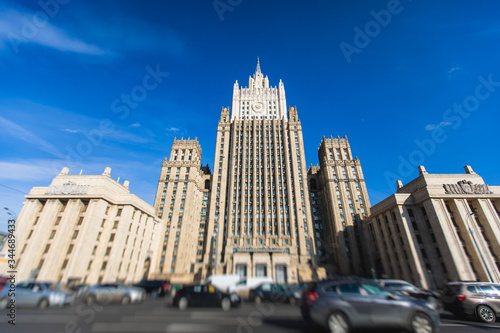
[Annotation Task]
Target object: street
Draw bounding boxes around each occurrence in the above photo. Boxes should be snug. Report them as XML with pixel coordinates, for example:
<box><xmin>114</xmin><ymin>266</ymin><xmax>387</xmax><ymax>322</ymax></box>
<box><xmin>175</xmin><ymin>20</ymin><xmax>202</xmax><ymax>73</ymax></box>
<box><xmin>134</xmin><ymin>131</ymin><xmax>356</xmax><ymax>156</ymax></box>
<box><xmin>1</xmin><ymin>296</ymin><xmax>500</xmax><ymax>333</ymax></box>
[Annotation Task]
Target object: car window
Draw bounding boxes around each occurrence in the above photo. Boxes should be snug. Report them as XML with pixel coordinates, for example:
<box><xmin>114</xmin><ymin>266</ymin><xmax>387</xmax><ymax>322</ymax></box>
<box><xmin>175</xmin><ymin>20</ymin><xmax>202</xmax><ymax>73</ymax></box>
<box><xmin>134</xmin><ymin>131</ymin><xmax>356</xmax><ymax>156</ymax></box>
<box><xmin>492</xmin><ymin>285</ymin><xmax>500</xmax><ymax>293</ymax></box>
<box><xmin>17</xmin><ymin>282</ymin><xmax>30</xmax><ymax>289</ymax></box>
<box><xmin>193</xmin><ymin>285</ymin><xmax>202</xmax><ymax>293</ymax></box>
<box><xmin>338</xmin><ymin>283</ymin><xmax>361</xmax><ymax>295</ymax></box>
<box><xmin>262</xmin><ymin>284</ymin><xmax>271</xmax><ymax>291</ymax></box>
<box><xmin>466</xmin><ymin>286</ymin><xmax>477</xmax><ymax>293</ymax></box>
<box><xmin>361</xmin><ymin>283</ymin><xmax>391</xmax><ymax>297</ymax></box>
<box><xmin>477</xmin><ymin>285</ymin><xmax>499</xmax><ymax>295</ymax></box>
<box><xmin>237</xmin><ymin>280</ymin><xmax>246</xmax><ymax>286</ymax></box>
<box><xmin>274</xmin><ymin>285</ymin><xmax>284</xmax><ymax>291</ymax></box>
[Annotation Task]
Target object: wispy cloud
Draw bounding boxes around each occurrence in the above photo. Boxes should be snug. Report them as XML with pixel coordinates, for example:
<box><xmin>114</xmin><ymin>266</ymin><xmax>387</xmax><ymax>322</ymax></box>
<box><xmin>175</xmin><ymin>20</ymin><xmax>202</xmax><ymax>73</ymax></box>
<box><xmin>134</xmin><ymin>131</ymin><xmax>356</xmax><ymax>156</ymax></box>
<box><xmin>61</xmin><ymin>125</ymin><xmax>148</xmax><ymax>144</ymax></box>
<box><xmin>425</xmin><ymin>121</ymin><xmax>452</xmax><ymax>131</ymax></box>
<box><xmin>0</xmin><ymin>3</ymin><xmax>107</xmax><ymax>55</ymax></box>
<box><xmin>130</xmin><ymin>123</ymin><xmax>141</xmax><ymax>127</ymax></box>
<box><xmin>0</xmin><ymin>116</ymin><xmax>65</xmax><ymax>158</ymax></box>
<box><xmin>62</xmin><ymin>128</ymin><xmax>82</xmax><ymax>133</ymax></box>
<box><xmin>0</xmin><ymin>160</ymin><xmax>60</xmax><ymax>181</ymax></box>
<box><xmin>166</xmin><ymin>127</ymin><xmax>180</xmax><ymax>132</ymax></box>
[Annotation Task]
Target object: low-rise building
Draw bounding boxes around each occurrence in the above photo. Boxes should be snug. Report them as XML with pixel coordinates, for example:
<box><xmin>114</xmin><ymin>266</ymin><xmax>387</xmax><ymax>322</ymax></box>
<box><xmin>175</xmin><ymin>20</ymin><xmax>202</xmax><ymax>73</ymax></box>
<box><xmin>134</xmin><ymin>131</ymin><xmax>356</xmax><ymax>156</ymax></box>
<box><xmin>0</xmin><ymin>167</ymin><xmax>163</xmax><ymax>286</ymax></box>
<box><xmin>366</xmin><ymin>165</ymin><xmax>500</xmax><ymax>289</ymax></box>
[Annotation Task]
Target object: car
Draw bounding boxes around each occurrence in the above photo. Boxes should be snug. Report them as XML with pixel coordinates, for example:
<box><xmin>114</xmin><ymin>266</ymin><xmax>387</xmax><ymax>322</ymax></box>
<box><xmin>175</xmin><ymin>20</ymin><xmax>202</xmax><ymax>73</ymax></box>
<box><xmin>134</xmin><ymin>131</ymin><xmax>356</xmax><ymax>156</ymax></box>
<box><xmin>133</xmin><ymin>280</ymin><xmax>169</xmax><ymax>298</ymax></box>
<box><xmin>229</xmin><ymin>277</ymin><xmax>273</xmax><ymax>299</ymax></box>
<box><xmin>441</xmin><ymin>282</ymin><xmax>500</xmax><ymax>323</ymax></box>
<box><xmin>83</xmin><ymin>283</ymin><xmax>145</xmax><ymax>305</ymax></box>
<box><xmin>0</xmin><ymin>281</ymin><xmax>75</xmax><ymax>309</ymax></box>
<box><xmin>0</xmin><ymin>276</ymin><xmax>8</xmax><ymax>293</ymax></box>
<box><xmin>300</xmin><ymin>278</ymin><xmax>440</xmax><ymax>333</ymax></box>
<box><xmin>204</xmin><ymin>274</ymin><xmax>240</xmax><ymax>292</ymax></box>
<box><xmin>378</xmin><ymin>279</ymin><xmax>440</xmax><ymax>307</ymax></box>
<box><xmin>173</xmin><ymin>284</ymin><xmax>241</xmax><ymax>311</ymax></box>
<box><xmin>249</xmin><ymin>283</ymin><xmax>300</xmax><ymax>305</ymax></box>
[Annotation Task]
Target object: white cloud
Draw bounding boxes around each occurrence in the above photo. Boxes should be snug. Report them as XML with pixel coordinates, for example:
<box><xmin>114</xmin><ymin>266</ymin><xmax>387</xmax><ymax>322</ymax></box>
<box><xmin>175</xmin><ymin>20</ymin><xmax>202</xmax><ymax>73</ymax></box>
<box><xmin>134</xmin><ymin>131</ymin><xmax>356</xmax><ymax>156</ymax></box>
<box><xmin>165</xmin><ymin>127</ymin><xmax>180</xmax><ymax>132</ymax></box>
<box><xmin>0</xmin><ymin>160</ymin><xmax>60</xmax><ymax>181</ymax></box>
<box><xmin>0</xmin><ymin>5</ymin><xmax>107</xmax><ymax>55</ymax></box>
<box><xmin>0</xmin><ymin>116</ymin><xmax>65</xmax><ymax>158</ymax></box>
<box><xmin>62</xmin><ymin>128</ymin><xmax>82</xmax><ymax>133</ymax></box>
<box><xmin>130</xmin><ymin>123</ymin><xmax>141</xmax><ymax>127</ymax></box>
<box><xmin>425</xmin><ymin>121</ymin><xmax>452</xmax><ymax>131</ymax></box>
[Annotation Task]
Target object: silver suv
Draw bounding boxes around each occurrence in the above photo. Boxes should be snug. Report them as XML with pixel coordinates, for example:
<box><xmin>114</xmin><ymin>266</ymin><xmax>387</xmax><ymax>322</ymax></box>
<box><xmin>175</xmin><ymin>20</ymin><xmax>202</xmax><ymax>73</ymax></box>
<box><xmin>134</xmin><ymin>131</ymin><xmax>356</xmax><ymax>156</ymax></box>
<box><xmin>441</xmin><ymin>282</ymin><xmax>500</xmax><ymax>323</ymax></box>
<box><xmin>300</xmin><ymin>278</ymin><xmax>440</xmax><ymax>333</ymax></box>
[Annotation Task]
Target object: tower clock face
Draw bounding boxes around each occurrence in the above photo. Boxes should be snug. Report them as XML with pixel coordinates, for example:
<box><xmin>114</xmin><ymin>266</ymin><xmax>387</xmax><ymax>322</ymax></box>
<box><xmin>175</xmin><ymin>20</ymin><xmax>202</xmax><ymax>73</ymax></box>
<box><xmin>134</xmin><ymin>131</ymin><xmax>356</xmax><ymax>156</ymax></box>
<box><xmin>251</xmin><ymin>101</ymin><xmax>264</xmax><ymax>114</ymax></box>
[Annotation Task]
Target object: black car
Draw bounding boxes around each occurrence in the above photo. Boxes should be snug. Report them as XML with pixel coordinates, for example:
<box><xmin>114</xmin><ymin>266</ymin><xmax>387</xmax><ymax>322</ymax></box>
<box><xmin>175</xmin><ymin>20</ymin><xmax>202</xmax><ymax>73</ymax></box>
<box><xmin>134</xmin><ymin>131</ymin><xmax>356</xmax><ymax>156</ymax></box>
<box><xmin>300</xmin><ymin>278</ymin><xmax>440</xmax><ymax>333</ymax></box>
<box><xmin>249</xmin><ymin>283</ymin><xmax>300</xmax><ymax>305</ymax></box>
<box><xmin>133</xmin><ymin>280</ymin><xmax>169</xmax><ymax>298</ymax></box>
<box><xmin>173</xmin><ymin>285</ymin><xmax>241</xmax><ymax>311</ymax></box>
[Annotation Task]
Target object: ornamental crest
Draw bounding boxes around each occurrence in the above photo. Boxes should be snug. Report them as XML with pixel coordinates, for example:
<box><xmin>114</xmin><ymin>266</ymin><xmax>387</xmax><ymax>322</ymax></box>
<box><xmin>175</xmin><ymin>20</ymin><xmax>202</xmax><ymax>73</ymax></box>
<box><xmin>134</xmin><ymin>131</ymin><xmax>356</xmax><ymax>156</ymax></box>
<box><xmin>443</xmin><ymin>180</ymin><xmax>492</xmax><ymax>195</ymax></box>
<box><xmin>46</xmin><ymin>181</ymin><xmax>88</xmax><ymax>195</ymax></box>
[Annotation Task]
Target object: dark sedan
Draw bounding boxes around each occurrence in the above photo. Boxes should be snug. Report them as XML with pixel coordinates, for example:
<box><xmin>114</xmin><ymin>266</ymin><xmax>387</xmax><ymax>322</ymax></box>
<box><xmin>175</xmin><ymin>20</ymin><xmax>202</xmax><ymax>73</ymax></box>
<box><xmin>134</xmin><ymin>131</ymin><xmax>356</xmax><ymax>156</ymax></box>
<box><xmin>249</xmin><ymin>283</ymin><xmax>300</xmax><ymax>305</ymax></box>
<box><xmin>300</xmin><ymin>278</ymin><xmax>440</xmax><ymax>333</ymax></box>
<box><xmin>133</xmin><ymin>280</ymin><xmax>169</xmax><ymax>298</ymax></box>
<box><xmin>173</xmin><ymin>284</ymin><xmax>241</xmax><ymax>311</ymax></box>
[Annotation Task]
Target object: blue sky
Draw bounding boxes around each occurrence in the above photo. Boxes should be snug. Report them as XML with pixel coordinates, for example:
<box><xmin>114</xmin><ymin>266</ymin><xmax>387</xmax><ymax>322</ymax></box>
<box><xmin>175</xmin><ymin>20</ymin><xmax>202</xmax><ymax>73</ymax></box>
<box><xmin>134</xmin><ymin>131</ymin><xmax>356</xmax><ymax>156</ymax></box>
<box><xmin>1</xmin><ymin>0</ymin><xmax>499</xmax><ymax>232</ymax></box>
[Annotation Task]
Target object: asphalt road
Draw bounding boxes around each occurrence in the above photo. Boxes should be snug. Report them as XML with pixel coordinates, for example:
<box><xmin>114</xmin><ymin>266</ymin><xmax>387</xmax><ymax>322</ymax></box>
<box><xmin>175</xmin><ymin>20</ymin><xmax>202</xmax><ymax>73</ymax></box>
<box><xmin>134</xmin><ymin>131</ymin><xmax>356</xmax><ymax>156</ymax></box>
<box><xmin>1</xmin><ymin>296</ymin><xmax>500</xmax><ymax>333</ymax></box>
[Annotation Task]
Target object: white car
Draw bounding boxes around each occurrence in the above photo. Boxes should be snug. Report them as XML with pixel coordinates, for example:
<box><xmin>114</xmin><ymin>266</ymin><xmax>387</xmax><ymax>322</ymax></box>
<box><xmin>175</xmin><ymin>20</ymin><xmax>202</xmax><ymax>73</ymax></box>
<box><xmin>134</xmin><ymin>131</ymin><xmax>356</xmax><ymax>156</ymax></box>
<box><xmin>229</xmin><ymin>277</ymin><xmax>274</xmax><ymax>298</ymax></box>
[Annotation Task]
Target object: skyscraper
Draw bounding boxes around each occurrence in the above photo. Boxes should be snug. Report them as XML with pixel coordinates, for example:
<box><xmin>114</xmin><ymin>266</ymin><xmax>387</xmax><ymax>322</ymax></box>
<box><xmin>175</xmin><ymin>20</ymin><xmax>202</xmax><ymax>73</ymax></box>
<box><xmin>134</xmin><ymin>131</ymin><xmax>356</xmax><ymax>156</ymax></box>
<box><xmin>152</xmin><ymin>60</ymin><xmax>322</xmax><ymax>284</ymax></box>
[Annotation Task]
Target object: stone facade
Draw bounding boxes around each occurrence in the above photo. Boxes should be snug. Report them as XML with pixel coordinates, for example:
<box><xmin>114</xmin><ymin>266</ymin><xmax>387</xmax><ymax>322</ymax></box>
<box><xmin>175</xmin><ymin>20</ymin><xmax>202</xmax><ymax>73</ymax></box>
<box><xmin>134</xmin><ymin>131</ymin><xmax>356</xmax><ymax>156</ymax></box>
<box><xmin>0</xmin><ymin>167</ymin><xmax>162</xmax><ymax>285</ymax></box>
<box><xmin>150</xmin><ymin>138</ymin><xmax>211</xmax><ymax>284</ymax></box>
<box><xmin>365</xmin><ymin>165</ymin><xmax>500</xmax><ymax>289</ymax></box>
<box><xmin>151</xmin><ymin>61</ymin><xmax>332</xmax><ymax>284</ymax></box>
<box><xmin>308</xmin><ymin>136</ymin><xmax>372</xmax><ymax>277</ymax></box>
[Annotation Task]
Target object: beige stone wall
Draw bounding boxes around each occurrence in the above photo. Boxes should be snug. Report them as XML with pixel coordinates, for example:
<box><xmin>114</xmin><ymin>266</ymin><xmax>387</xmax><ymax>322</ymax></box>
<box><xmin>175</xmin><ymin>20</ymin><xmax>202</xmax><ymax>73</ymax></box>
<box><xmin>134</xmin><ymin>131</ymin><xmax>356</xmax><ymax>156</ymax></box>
<box><xmin>313</xmin><ymin>136</ymin><xmax>371</xmax><ymax>276</ymax></box>
<box><xmin>1</xmin><ymin>168</ymin><xmax>162</xmax><ymax>285</ymax></box>
<box><xmin>366</xmin><ymin>166</ymin><xmax>500</xmax><ymax>289</ymax></box>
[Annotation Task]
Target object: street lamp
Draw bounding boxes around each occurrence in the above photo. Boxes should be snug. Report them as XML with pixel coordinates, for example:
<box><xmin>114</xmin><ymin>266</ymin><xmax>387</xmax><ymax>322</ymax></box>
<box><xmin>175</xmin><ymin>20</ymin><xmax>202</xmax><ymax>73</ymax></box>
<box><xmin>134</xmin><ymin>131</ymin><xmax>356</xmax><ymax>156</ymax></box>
<box><xmin>4</xmin><ymin>207</ymin><xmax>17</xmax><ymax>220</ymax></box>
<box><xmin>214</xmin><ymin>223</ymin><xmax>220</xmax><ymax>275</ymax></box>
<box><xmin>465</xmin><ymin>209</ymin><xmax>494</xmax><ymax>282</ymax></box>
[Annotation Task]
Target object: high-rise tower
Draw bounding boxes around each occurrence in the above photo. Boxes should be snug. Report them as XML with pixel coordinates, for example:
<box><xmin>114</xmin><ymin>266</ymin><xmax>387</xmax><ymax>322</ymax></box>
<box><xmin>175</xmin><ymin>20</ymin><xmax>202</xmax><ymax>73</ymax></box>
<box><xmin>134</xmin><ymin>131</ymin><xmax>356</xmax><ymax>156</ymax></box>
<box><xmin>203</xmin><ymin>60</ymin><xmax>319</xmax><ymax>283</ymax></box>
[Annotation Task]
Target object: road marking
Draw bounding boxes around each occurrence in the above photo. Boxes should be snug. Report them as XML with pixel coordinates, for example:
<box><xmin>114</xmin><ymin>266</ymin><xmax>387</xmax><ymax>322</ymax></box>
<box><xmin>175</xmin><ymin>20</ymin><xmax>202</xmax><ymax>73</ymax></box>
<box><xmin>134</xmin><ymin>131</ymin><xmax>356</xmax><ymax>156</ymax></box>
<box><xmin>441</xmin><ymin>323</ymin><xmax>500</xmax><ymax>329</ymax></box>
<box><xmin>14</xmin><ymin>315</ymin><xmax>80</xmax><ymax>323</ymax></box>
<box><xmin>92</xmin><ymin>323</ymin><xmax>168</xmax><ymax>332</ymax></box>
<box><xmin>166</xmin><ymin>323</ymin><xmax>219</xmax><ymax>332</ymax></box>
<box><xmin>190</xmin><ymin>311</ymin><xmax>230</xmax><ymax>319</ymax></box>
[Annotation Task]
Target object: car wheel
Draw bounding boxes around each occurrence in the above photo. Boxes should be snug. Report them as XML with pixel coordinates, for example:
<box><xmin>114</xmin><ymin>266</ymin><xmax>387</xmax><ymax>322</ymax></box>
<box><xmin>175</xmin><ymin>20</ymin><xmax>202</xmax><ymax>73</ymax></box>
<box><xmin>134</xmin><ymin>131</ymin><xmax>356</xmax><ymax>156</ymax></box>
<box><xmin>477</xmin><ymin>305</ymin><xmax>496</xmax><ymax>323</ymax></box>
<box><xmin>178</xmin><ymin>297</ymin><xmax>188</xmax><ymax>310</ymax></box>
<box><xmin>327</xmin><ymin>311</ymin><xmax>350</xmax><ymax>333</ymax></box>
<box><xmin>410</xmin><ymin>312</ymin><xmax>434</xmax><ymax>333</ymax></box>
<box><xmin>122</xmin><ymin>296</ymin><xmax>131</xmax><ymax>305</ymax></box>
<box><xmin>221</xmin><ymin>298</ymin><xmax>231</xmax><ymax>311</ymax></box>
<box><xmin>86</xmin><ymin>295</ymin><xmax>96</xmax><ymax>305</ymax></box>
<box><xmin>37</xmin><ymin>298</ymin><xmax>49</xmax><ymax>309</ymax></box>
<box><xmin>254</xmin><ymin>295</ymin><xmax>262</xmax><ymax>304</ymax></box>
<box><xmin>0</xmin><ymin>298</ymin><xmax>9</xmax><ymax>309</ymax></box>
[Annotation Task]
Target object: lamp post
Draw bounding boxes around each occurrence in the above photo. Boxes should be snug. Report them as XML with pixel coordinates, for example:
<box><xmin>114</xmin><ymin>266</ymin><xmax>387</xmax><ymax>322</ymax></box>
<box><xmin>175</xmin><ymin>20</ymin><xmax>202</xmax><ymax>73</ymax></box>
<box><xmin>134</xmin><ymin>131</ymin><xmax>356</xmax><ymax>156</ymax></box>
<box><xmin>4</xmin><ymin>207</ymin><xmax>17</xmax><ymax>220</ymax></box>
<box><xmin>465</xmin><ymin>210</ymin><xmax>494</xmax><ymax>282</ymax></box>
<box><xmin>214</xmin><ymin>223</ymin><xmax>220</xmax><ymax>275</ymax></box>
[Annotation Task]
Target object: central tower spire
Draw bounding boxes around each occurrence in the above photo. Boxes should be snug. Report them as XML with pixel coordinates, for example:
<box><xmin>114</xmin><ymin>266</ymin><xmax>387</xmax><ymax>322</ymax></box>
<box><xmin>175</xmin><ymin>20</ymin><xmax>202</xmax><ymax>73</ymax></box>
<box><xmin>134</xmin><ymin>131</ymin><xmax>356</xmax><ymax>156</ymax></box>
<box><xmin>255</xmin><ymin>57</ymin><xmax>261</xmax><ymax>74</ymax></box>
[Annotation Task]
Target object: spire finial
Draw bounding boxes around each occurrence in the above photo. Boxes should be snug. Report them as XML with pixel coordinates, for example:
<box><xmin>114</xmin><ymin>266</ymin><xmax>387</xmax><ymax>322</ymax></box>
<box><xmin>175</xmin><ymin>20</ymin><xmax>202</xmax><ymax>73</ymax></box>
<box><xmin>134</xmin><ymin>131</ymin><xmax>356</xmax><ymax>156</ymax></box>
<box><xmin>256</xmin><ymin>57</ymin><xmax>261</xmax><ymax>74</ymax></box>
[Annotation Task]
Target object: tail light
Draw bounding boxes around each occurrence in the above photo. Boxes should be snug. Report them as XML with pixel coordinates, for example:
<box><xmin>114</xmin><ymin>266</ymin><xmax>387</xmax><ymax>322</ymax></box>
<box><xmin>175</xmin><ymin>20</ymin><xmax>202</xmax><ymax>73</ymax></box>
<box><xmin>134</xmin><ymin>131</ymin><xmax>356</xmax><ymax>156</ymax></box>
<box><xmin>456</xmin><ymin>295</ymin><xmax>466</xmax><ymax>301</ymax></box>
<box><xmin>305</xmin><ymin>292</ymin><xmax>319</xmax><ymax>305</ymax></box>
<box><xmin>175</xmin><ymin>290</ymin><xmax>180</xmax><ymax>297</ymax></box>
<box><xmin>163</xmin><ymin>283</ymin><xmax>168</xmax><ymax>291</ymax></box>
